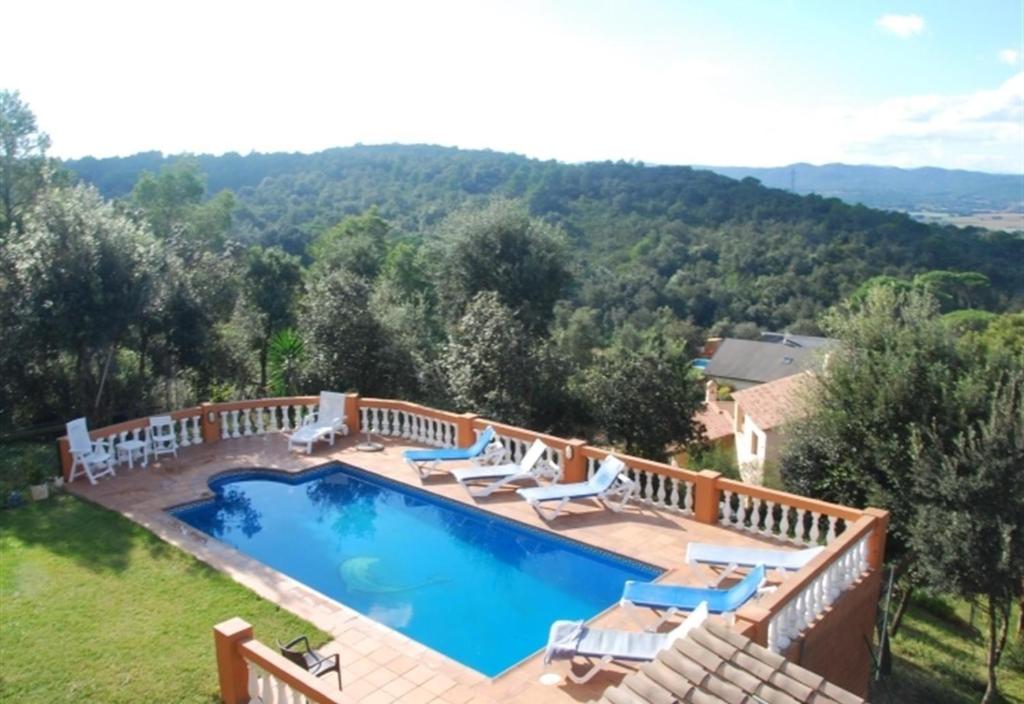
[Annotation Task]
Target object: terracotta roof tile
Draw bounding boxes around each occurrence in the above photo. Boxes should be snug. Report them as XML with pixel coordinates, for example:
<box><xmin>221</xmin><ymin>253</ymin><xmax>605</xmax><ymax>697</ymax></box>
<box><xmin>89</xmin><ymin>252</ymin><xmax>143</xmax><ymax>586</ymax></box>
<box><xmin>731</xmin><ymin>372</ymin><xmax>817</xmax><ymax>430</ymax></box>
<box><xmin>695</xmin><ymin>400</ymin><xmax>735</xmax><ymax>441</ymax></box>
<box><xmin>590</xmin><ymin>620</ymin><xmax>866</xmax><ymax>704</ymax></box>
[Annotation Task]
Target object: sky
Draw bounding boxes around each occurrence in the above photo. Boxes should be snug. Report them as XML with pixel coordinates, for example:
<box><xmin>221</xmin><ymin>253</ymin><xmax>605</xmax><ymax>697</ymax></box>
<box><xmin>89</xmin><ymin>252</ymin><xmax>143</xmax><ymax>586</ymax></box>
<box><xmin>2</xmin><ymin>0</ymin><xmax>1022</xmax><ymax>173</ymax></box>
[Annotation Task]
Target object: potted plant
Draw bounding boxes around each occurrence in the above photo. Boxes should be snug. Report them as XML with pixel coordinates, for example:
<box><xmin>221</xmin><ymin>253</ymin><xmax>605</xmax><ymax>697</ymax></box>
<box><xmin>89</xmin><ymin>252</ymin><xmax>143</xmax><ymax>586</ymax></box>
<box><xmin>27</xmin><ymin>456</ymin><xmax>52</xmax><ymax>501</ymax></box>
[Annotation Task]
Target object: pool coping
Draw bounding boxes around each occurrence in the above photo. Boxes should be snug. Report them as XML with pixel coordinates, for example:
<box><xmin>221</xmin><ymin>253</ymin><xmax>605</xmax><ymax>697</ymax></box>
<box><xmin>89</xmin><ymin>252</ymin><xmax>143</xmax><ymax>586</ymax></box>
<box><xmin>160</xmin><ymin>458</ymin><xmax>671</xmax><ymax>684</ymax></box>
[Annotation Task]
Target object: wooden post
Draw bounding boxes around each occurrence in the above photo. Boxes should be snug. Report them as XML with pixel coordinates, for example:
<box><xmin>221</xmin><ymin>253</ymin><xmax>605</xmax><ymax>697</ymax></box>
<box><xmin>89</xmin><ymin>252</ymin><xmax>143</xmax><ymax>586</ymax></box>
<box><xmin>213</xmin><ymin>617</ymin><xmax>253</xmax><ymax>704</ymax></box>
<box><xmin>693</xmin><ymin>470</ymin><xmax>722</xmax><ymax>525</ymax></box>
<box><xmin>57</xmin><ymin>436</ymin><xmax>72</xmax><ymax>482</ymax></box>
<box><xmin>344</xmin><ymin>393</ymin><xmax>361</xmax><ymax>435</ymax></box>
<box><xmin>864</xmin><ymin>507</ymin><xmax>890</xmax><ymax>570</ymax></box>
<box><xmin>200</xmin><ymin>402</ymin><xmax>221</xmax><ymax>444</ymax></box>
<box><xmin>456</xmin><ymin>413</ymin><xmax>479</xmax><ymax>447</ymax></box>
<box><xmin>562</xmin><ymin>439</ymin><xmax>588</xmax><ymax>483</ymax></box>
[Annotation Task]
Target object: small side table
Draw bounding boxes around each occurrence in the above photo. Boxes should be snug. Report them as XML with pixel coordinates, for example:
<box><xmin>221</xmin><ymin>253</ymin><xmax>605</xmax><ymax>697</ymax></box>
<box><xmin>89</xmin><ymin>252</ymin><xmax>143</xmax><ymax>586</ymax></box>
<box><xmin>117</xmin><ymin>439</ymin><xmax>149</xmax><ymax>469</ymax></box>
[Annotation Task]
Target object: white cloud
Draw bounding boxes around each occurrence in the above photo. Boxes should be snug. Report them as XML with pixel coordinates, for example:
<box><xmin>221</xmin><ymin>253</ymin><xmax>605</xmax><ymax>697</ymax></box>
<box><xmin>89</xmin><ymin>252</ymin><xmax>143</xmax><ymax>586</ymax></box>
<box><xmin>832</xmin><ymin>73</ymin><xmax>1024</xmax><ymax>172</ymax></box>
<box><xmin>876</xmin><ymin>14</ymin><xmax>925</xmax><ymax>38</ymax></box>
<box><xmin>1000</xmin><ymin>49</ymin><xmax>1021</xmax><ymax>66</ymax></box>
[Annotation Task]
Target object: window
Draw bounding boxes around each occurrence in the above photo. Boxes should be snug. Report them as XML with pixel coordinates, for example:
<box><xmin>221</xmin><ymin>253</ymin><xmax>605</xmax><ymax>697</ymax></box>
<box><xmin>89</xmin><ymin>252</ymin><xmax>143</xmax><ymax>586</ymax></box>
<box><xmin>750</xmin><ymin>431</ymin><xmax>759</xmax><ymax>456</ymax></box>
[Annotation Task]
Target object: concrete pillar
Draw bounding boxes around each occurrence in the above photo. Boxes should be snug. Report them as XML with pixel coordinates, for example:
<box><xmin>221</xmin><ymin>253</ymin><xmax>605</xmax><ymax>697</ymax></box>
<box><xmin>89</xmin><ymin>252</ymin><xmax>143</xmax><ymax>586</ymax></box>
<box><xmin>562</xmin><ymin>439</ymin><xmax>588</xmax><ymax>483</ymax></box>
<box><xmin>344</xmin><ymin>393</ymin><xmax>361</xmax><ymax>435</ymax></box>
<box><xmin>736</xmin><ymin>604</ymin><xmax>771</xmax><ymax>648</ymax></box>
<box><xmin>693</xmin><ymin>470</ymin><xmax>722</xmax><ymax>525</ymax></box>
<box><xmin>213</xmin><ymin>617</ymin><xmax>253</xmax><ymax>704</ymax></box>
<box><xmin>864</xmin><ymin>507</ymin><xmax>890</xmax><ymax>570</ymax></box>
<box><xmin>455</xmin><ymin>413</ymin><xmax>479</xmax><ymax>447</ymax></box>
<box><xmin>200</xmin><ymin>402</ymin><xmax>221</xmax><ymax>444</ymax></box>
<box><xmin>58</xmin><ymin>436</ymin><xmax>72</xmax><ymax>482</ymax></box>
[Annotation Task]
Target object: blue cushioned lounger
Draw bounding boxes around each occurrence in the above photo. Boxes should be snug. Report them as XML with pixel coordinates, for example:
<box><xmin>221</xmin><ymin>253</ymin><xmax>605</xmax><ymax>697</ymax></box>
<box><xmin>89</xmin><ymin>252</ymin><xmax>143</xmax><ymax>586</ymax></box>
<box><xmin>621</xmin><ymin>564</ymin><xmax>766</xmax><ymax>630</ymax></box>
<box><xmin>403</xmin><ymin>426</ymin><xmax>501</xmax><ymax>479</ymax></box>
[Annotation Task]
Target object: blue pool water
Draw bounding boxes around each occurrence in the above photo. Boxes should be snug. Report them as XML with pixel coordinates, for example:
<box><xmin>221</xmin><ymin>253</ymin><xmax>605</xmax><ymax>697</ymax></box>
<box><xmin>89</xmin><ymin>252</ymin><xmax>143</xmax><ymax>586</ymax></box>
<box><xmin>171</xmin><ymin>464</ymin><xmax>660</xmax><ymax>676</ymax></box>
<box><xmin>691</xmin><ymin>358</ymin><xmax>710</xmax><ymax>370</ymax></box>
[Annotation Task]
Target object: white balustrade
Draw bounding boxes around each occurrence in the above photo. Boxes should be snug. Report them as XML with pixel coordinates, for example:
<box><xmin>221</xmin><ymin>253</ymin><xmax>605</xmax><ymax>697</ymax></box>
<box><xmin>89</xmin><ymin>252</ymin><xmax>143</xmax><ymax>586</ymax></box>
<box><xmin>490</xmin><ymin>431</ymin><xmax>563</xmax><ymax>474</ymax></box>
<box><xmin>766</xmin><ymin>529</ymin><xmax>872</xmax><ymax>653</ymax></box>
<box><xmin>719</xmin><ymin>486</ymin><xmax>846</xmax><ymax>546</ymax></box>
<box><xmin>359</xmin><ymin>406</ymin><xmax>456</xmax><ymax>448</ymax></box>
<box><xmin>244</xmin><ymin>660</ymin><xmax>318</xmax><ymax>704</ymax></box>
<box><xmin>586</xmin><ymin>456</ymin><xmax>694</xmax><ymax>516</ymax></box>
<box><xmin>217</xmin><ymin>403</ymin><xmax>313</xmax><ymax>441</ymax></box>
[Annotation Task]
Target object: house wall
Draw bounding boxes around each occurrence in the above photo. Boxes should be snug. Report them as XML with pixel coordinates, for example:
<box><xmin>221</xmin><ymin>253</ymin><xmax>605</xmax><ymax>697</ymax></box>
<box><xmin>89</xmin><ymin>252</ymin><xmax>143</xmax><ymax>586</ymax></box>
<box><xmin>735</xmin><ymin>414</ymin><xmax>770</xmax><ymax>483</ymax></box>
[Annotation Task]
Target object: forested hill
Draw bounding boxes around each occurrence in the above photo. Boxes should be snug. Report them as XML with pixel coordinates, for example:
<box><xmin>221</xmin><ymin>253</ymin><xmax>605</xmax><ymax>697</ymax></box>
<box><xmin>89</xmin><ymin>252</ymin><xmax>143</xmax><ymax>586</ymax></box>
<box><xmin>702</xmin><ymin>162</ymin><xmax>1023</xmax><ymax>217</ymax></box>
<box><xmin>64</xmin><ymin>144</ymin><xmax>1023</xmax><ymax>331</ymax></box>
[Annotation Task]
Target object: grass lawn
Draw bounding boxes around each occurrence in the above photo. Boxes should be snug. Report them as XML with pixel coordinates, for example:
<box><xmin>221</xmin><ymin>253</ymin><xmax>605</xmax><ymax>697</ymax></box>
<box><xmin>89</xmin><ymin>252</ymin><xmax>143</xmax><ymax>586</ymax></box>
<box><xmin>0</xmin><ymin>494</ymin><xmax>328</xmax><ymax>703</ymax></box>
<box><xmin>872</xmin><ymin>596</ymin><xmax>1024</xmax><ymax>704</ymax></box>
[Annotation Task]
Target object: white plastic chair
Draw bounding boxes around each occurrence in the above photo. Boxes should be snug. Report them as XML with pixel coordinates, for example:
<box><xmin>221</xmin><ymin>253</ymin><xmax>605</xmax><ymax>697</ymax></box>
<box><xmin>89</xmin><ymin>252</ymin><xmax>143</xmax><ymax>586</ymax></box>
<box><xmin>288</xmin><ymin>391</ymin><xmax>349</xmax><ymax>454</ymax></box>
<box><xmin>544</xmin><ymin>602</ymin><xmax>709</xmax><ymax>684</ymax></box>
<box><xmin>66</xmin><ymin>418</ymin><xmax>116</xmax><ymax>485</ymax></box>
<box><xmin>516</xmin><ymin>455</ymin><xmax>635</xmax><ymax>521</ymax></box>
<box><xmin>148</xmin><ymin>415</ymin><xmax>178</xmax><ymax>460</ymax></box>
<box><xmin>451</xmin><ymin>439</ymin><xmax>560</xmax><ymax>497</ymax></box>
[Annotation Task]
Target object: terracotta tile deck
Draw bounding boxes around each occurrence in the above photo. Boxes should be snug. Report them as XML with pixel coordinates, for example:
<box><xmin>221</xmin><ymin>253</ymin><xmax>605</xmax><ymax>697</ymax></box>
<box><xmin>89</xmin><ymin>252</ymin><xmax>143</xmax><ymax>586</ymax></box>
<box><xmin>69</xmin><ymin>434</ymin><xmax>801</xmax><ymax>704</ymax></box>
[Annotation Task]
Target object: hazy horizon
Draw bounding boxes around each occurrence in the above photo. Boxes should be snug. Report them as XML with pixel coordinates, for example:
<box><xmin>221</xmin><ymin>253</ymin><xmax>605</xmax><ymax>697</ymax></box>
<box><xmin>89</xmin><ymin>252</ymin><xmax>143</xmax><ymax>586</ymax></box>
<box><xmin>5</xmin><ymin>0</ymin><xmax>1022</xmax><ymax>173</ymax></box>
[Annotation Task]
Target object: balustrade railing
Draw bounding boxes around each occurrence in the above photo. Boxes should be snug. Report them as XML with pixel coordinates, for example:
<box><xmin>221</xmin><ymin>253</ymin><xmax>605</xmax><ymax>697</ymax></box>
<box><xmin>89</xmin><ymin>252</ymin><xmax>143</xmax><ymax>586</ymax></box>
<box><xmin>215</xmin><ymin>398</ymin><xmax>319</xmax><ymax>439</ymax></box>
<box><xmin>585</xmin><ymin>450</ymin><xmax>697</xmax><ymax>517</ymax></box>
<box><xmin>359</xmin><ymin>399</ymin><xmax>460</xmax><ymax>448</ymax></box>
<box><xmin>717</xmin><ymin>478</ymin><xmax>862</xmax><ymax>546</ymax></box>
<box><xmin>762</xmin><ymin>516</ymin><xmax>874</xmax><ymax>653</ymax></box>
<box><xmin>474</xmin><ymin>420</ymin><xmax>566</xmax><ymax>475</ymax></box>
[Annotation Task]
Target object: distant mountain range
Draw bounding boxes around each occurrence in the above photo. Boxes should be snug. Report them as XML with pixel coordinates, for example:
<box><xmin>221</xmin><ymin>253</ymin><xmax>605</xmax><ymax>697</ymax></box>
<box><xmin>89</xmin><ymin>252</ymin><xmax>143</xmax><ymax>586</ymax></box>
<box><xmin>701</xmin><ymin>163</ymin><xmax>1022</xmax><ymax>225</ymax></box>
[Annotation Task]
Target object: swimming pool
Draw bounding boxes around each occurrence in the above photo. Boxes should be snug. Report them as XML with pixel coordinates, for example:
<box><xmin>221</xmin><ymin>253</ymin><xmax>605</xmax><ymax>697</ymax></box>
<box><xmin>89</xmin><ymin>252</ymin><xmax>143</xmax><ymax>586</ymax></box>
<box><xmin>171</xmin><ymin>463</ymin><xmax>661</xmax><ymax>676</ymax></box>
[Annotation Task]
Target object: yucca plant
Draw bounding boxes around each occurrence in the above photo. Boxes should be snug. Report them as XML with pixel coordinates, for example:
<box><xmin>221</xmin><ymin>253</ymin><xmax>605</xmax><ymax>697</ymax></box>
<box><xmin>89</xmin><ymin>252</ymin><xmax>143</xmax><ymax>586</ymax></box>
<box><xmin>267</xmin><ymin>328</ymin><xmax>305</xmax><ymax>396</ymax></box>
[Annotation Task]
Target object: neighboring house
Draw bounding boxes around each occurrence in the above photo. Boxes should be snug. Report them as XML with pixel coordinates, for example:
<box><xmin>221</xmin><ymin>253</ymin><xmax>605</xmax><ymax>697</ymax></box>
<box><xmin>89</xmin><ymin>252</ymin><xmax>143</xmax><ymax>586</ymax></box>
<box><xmin>731</xmin><ymin>372</ymin><xmax>816</xmax><ymax>483</ymax></box>
<box><xmin>694</xmin><ymin>373</ymin><xmax>816</xmax><ymax>484</ymax></box>
<box><xmin>702</xmin><ymin>333</ymin><xmax>836</xmax><ymax>390</ymax></box>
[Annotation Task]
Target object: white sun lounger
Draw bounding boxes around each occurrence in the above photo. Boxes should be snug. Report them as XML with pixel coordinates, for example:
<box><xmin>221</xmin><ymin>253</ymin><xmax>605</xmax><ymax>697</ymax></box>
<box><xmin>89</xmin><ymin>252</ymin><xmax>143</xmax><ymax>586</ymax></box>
<box><xmin>516</xmin><ymin>455</ymin><xmax>635</xmax><ymax>521</ymax></box>
<box><xmin>543</xmin><ymin>602</ymin><xmax>709</xmax><ymax>684</ymax></box>
<box><xmin>288</xmin><ymin>391</ymin><xmax>349</xmax><ymax>454</ymax></box>
<box><xmin>686</xmin><ymin>542</ymin><xmax>825</xmax><ymax>586</ymax></box>
<box><xmin>451</xmin><ymin>439</ymin><xmax>560</xmax><ymax>497</ymax></box>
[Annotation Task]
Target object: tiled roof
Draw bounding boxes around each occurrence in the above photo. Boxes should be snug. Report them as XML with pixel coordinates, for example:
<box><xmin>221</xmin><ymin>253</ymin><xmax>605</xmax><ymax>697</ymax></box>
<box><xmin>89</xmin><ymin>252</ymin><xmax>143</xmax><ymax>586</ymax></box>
<box><xmin>758</xmin><ymin>332</ymin><xmax>835</xmax><ymax>349</ymax></box>
<box><xmin>731</xmin><ymin>372</ymin><xmax>816</xmax><ymax>431</ymax></box>
<box><xmin>695</xmin><ymin>400</ymin><xmax>735</xmax><ymax>441</ymax></box>
<box><xmin>592</xmin><ymin>620</ymin><xmax>865</xmax><ymax>704</ymax></box>
<box><xmin>704</xmin><ymin>339</ymin><xmax>836</xmax><ymax>385</ymax></box>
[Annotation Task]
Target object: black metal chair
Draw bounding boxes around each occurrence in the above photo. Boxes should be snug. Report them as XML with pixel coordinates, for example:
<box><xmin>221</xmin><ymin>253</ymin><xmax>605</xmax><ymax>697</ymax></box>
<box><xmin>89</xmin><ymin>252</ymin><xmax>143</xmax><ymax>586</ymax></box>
<box><xmin>277</xmin><ymin>635</ymin><xmax>342</xmax><ymax>689</ymax></box>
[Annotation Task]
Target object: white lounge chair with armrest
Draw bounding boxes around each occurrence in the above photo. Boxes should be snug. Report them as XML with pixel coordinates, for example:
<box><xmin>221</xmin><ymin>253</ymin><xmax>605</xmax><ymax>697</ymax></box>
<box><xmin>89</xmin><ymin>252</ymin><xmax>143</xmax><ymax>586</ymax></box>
<box><xmin>620</xmin><ymin>564</ymin><xmax>767</xmax><ymax>631</ymax></box>
<box><xmin>686</xmin><ymin>541</ymin><xmax>825</xmax><ymax>586</ymax></box>
<box><xmin>288</xmin><ymin>391</ymin><xmax>349</xmax><ymax>454</ymax></box>
<box><xmin>451</xmin><ymin>439</ymin><xmax>561</xmax><ymax>497</ymax></box>
<box><xmin>66</xmin><ymin>417</ymin><xmax>116</xmax><ymax>485</ymax></box>
<box><xmin>148</xmin><ymin>415</ymin><xmax>179</xmax><ymax>460</ymax></box>
<box><xmin>516</xmin><ymin>454</ymin><xmax>635</xmax><ymax>521</ymax></box>
<box><xmin>543</xmin><ymin>602</ymin><xmax>709</xmax><ymax>684</ymax></box>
